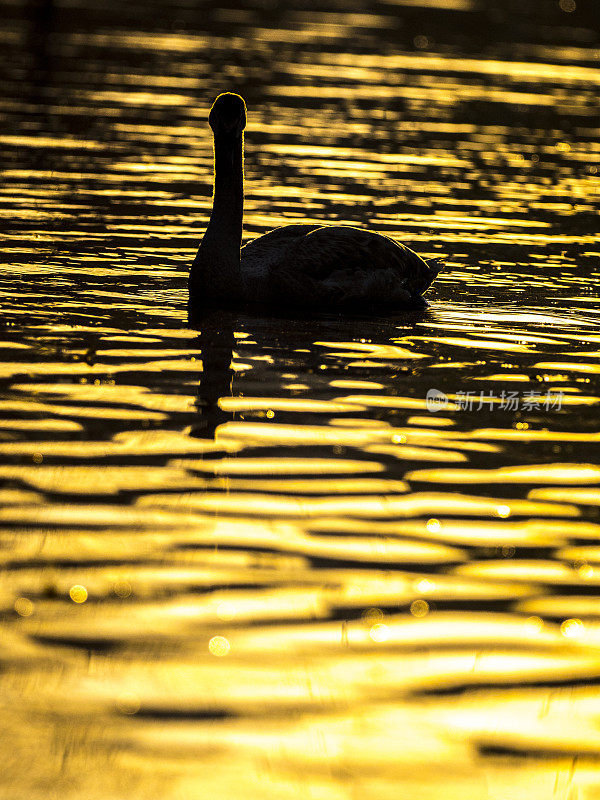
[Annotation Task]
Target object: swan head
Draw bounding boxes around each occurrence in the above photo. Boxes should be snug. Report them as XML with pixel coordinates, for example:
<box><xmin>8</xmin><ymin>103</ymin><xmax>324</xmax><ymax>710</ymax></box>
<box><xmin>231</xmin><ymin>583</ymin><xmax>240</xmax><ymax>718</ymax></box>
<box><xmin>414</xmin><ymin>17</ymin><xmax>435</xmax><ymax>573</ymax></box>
<box><xmin>209</xmin><ymin>93</ymin><xmax>247</xmax><ymax>138</ymax></box>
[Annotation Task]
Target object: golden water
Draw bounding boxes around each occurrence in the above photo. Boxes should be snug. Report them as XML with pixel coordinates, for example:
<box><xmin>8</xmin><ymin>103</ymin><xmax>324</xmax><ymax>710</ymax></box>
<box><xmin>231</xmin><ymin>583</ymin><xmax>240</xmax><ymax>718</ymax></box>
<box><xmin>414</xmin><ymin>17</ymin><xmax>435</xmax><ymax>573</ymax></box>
<box><xmin>1</xmin><ymin>0</ymin><xmax>600</xmax><ymax>797</ymax></box>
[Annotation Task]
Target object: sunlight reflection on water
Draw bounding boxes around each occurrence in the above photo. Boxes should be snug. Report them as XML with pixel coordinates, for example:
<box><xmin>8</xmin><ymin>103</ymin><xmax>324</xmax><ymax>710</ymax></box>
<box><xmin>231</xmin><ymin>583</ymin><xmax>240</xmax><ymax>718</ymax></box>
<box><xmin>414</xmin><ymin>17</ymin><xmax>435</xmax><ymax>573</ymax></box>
<box><xmin>0</xmin><ymin>0</ymin><xmax>600</xmax><ymax>797</ymax></box>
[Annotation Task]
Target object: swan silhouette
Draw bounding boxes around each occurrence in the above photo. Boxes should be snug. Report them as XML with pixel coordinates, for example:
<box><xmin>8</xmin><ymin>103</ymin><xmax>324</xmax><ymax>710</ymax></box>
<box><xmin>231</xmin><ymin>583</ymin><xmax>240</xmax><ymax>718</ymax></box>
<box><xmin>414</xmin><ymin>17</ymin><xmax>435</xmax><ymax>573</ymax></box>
<box><xmin>189</xmin><ymin>93</ymin><xmax>441</xmax><ymax>316</ymax></box>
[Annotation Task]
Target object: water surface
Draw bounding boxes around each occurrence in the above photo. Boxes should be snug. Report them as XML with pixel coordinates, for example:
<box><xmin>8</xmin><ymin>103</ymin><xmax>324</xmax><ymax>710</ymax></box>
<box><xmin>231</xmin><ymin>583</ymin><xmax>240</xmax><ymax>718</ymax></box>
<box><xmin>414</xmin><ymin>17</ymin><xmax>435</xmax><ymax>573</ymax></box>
<box><xmin>1</xmin><ymin>0</ymin><xmax>600</xmax><ymax>797</ymax></box>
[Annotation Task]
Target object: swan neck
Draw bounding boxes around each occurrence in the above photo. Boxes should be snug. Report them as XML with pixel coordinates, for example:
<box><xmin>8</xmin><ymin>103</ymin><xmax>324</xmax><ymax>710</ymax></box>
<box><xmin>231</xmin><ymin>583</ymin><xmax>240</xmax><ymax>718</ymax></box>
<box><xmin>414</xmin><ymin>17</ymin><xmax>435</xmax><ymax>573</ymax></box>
<box><xmin>210</xmin><ymin>131</ymin><xmax>244</xmax><ymax>245</ymax></box>
<box><xmin>190</xmin><ymin>131</ymin><xmax>244</xmax><ymax>304</ymax></box>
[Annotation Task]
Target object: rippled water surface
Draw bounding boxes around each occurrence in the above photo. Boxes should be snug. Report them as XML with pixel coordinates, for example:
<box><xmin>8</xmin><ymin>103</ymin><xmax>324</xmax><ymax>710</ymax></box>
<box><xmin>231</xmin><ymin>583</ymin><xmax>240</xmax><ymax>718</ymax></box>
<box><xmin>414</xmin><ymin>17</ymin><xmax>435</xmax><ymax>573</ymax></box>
<box><xmin>2</xmin><ymin>0</ymin><xmax>600</xmax><ymax>797</ymax></box>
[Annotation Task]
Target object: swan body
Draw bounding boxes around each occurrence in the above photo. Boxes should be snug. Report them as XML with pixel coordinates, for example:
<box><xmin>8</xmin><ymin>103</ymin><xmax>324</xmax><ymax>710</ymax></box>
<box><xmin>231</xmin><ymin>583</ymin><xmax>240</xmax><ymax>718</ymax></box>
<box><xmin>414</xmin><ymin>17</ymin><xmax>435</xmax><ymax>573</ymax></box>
<box><xmin>189</xmin><ymin>93</ymin><xmax>441</xmax><ymax>315</ymax></box>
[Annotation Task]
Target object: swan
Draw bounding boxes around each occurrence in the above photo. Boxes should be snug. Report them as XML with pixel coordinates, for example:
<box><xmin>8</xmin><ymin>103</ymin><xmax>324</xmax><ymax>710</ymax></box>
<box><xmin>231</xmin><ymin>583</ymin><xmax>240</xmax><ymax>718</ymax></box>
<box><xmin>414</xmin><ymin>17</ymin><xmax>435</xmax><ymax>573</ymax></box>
<box><xmin>189</xmin><ymin>93</ymin><xmax>441</xmax><ymax>315</ymax></box>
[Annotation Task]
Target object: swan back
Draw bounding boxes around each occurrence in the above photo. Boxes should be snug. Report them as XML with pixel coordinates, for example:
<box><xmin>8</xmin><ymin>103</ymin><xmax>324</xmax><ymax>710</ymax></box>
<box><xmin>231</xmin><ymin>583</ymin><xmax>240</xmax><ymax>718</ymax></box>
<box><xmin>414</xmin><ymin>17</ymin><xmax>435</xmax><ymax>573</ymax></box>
<box><xmin>241</xmin><ymin>224</ymin><xmax>438</xmax><ymax>311</ymax></box>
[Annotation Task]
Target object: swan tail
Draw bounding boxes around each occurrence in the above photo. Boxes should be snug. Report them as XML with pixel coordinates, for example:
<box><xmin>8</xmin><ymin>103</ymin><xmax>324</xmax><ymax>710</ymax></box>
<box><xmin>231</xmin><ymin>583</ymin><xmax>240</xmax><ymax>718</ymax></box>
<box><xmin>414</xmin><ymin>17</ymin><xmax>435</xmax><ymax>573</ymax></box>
<box><xmin>426</xmin><ymin>257</ymin><xmax>444</xmax><ymax>280</ymax></box>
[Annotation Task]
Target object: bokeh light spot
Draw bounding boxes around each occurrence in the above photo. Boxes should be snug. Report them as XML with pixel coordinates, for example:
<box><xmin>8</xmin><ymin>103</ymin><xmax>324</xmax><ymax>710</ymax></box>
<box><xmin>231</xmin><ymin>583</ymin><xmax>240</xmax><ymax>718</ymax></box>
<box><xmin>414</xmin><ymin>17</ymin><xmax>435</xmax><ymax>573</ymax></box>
<box><xmin>69</xmin><ymin>585</ymin><xmax>88</xmax><ymax>603</ymax></box>
<box><xmin>14</xmin><ymin>597</ymin><xmax>34</xmax><ymax>617</ymax></box>
<box><xmin>410</xmin><ymin>599</ymin><xmax>430</xmax><ymax>618</ymax></box>
<box><xmin>369</xmin><ymin>623</ymin><xmax>389</xmax><ymax>642</ymax></box>
<box><xmin>209</xmin><ymin>635</ymin><xmax>231</xmax><ymax>656</ymax></box>
<box><xmin>116</xmin><ymin>692</ymin><xmax>140</xmax><ymax>715</ymax></box>
<box><xmin>561</xmin><ymin>618</ymin><xmax>585</xmax><ymax>638</ymax></box>
<box><xmin>113</xmin><ymin>580</ymin><xmax>132</xmax><ymax>598</ymax></box>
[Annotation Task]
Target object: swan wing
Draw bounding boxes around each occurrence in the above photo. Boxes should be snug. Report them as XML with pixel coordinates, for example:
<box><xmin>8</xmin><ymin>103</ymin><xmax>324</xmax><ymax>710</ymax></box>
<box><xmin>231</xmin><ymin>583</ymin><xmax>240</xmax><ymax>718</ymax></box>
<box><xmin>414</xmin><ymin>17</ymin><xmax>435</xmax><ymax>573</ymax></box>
<box><xmin>269</xmin><ymin>226</ymin><xmax>436</xmax><ymax>310</ymax></box>
<box><xmin>240</xmin><ymin>225</ymin><xmax>324</xmax><ymax>301</ymax></box>
<box><xmin>242</xmin><ymin>224</ymin><xmax>322</xmax><ymax>252</ymax></box>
